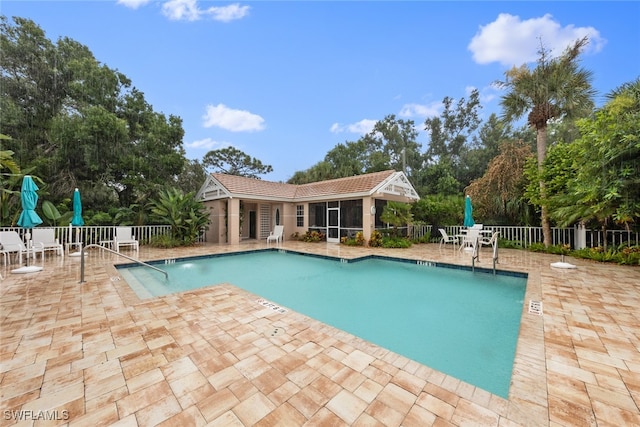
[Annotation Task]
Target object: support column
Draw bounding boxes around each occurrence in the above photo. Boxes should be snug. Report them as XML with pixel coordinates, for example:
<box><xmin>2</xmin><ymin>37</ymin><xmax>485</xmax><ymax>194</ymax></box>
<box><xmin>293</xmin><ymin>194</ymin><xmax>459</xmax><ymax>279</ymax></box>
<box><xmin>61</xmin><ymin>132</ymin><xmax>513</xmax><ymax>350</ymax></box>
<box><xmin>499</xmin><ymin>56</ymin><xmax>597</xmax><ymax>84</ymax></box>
<box><xmin>228</xmin><ymin>198</ymin><xmax>240</xmax><ymax>245</ymax></box>
<box><xmin>362</xmin><ymin>197</ymin><xmax>374</xmax><ymax>244</ymax></box>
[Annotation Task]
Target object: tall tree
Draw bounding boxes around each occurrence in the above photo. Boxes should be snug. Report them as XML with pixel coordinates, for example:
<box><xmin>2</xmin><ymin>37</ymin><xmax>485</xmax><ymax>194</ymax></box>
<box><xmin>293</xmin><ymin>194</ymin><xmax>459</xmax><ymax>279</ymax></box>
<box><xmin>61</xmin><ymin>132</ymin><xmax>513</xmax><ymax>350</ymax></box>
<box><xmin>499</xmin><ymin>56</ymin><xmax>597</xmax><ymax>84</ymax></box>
<box><xmin>372</xmin><ymin>115</ymin><xmax>422</xmax><ymax>179</ymax></box>
<box><xmin>547</xmin><ymin>78</ymin><xmax>640</xmax><ymax>247</ymax></box>
<box><xmin>1</xmin><ymin>16</ymin><xmax>189</xmax><ymax>214</ymax></box>
<box><xmin>424</xmin><ymin>89</ymin><xmax>482</xmax><ymax>165</ymax></box>
<box><xmin>496</xmin><ymin>37</ymin><xmax>596</xmax><ymax>246</ymax></box>
<box><xmin>203</xmin><ymin>146</ymin><xmax>273</xmax><ymax>178</ymax></box>
<box><xmin>422</xmin><ymin>89</ymin><xmax>482</xmax><ymax>194</ymax></box>
<box><xmin>466</xmin><ymin>140</ymin><xmax>534</xmax><ymax>225</ymax></box>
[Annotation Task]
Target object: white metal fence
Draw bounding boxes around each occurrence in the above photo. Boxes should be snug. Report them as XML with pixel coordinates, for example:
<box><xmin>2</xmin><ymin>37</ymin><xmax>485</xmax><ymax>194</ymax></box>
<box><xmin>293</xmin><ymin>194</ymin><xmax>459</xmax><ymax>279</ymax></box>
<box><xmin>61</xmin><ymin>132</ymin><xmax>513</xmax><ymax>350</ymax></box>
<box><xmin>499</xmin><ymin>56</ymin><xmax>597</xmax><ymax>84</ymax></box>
<box><xmin>2</xmin><ymin>224</ymin><xmax>637</xmax><ymax>249</ymax></box>
<box><xmin>0</xmin><ymin>225</ymin><xmax>179</xmax><ymax>247</ymax></box>
<box><xmin>411</xmin><ymin>224</ymin><xmax>640</xmax><ymax>249</ymax></box>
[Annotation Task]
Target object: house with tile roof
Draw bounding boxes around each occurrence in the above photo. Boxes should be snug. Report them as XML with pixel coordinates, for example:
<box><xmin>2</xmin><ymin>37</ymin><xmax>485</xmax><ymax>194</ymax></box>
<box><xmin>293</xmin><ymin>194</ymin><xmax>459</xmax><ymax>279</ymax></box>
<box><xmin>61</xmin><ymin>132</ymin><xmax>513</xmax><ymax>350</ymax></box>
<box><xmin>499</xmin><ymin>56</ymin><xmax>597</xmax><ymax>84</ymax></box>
<box><xmin>196</xmin><ymin>170</ymin><xmax>420</xmax><ymax>244</ymax></box>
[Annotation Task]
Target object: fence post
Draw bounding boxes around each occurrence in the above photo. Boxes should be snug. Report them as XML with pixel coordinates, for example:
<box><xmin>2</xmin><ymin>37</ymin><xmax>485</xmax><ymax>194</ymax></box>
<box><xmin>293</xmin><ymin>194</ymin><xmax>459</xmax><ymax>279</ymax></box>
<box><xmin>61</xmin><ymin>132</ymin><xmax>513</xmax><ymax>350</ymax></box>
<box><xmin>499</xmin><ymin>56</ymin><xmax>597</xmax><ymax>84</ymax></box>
<box><xmin>575</xmin><ymin>223</ymin><xmax>586</xmax><ymax>249</ymax></box>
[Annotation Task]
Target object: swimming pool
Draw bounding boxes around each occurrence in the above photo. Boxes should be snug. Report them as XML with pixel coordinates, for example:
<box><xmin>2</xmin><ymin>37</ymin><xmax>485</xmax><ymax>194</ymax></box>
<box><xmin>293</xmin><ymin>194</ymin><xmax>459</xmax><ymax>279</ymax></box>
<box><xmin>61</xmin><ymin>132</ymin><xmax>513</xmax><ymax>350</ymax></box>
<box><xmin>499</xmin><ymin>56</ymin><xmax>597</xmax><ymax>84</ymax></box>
<box><xmin>117</xmin><ymin>250</ymin><xmax>527</xmax><ymax>398</ymax></box>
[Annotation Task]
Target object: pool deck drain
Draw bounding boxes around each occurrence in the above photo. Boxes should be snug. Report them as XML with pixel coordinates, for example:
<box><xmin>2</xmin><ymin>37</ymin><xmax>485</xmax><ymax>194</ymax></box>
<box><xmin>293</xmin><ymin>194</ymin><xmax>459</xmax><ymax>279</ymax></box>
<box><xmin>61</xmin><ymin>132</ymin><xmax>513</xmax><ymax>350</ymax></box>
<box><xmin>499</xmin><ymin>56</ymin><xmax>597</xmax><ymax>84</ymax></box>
<box><xmin>267</xmin><ymin>327</ymin><xmax>286</xmax><ymax>337</ymax></box>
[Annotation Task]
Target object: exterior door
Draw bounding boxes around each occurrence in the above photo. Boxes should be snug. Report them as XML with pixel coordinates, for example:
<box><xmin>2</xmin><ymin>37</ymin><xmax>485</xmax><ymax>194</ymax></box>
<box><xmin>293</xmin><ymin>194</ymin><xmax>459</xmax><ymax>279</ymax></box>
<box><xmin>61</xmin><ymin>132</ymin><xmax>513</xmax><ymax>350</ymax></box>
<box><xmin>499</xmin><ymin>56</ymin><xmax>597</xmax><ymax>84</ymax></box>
<box><xmin>327</xmin><ymin>207</ymin><xmax>340</xmax><ymax>243</ymax></box>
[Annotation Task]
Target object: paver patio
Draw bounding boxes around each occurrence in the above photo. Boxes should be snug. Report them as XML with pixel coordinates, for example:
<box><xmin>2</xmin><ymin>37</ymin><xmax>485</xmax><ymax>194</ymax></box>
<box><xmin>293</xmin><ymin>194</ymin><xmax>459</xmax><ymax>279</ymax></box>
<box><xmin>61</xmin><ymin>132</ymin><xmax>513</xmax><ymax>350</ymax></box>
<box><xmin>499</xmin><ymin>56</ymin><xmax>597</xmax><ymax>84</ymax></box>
<box><xmin>1</xmin><ymin>240</ymin><xmax>639</xmax><ymax>426</ymax></box>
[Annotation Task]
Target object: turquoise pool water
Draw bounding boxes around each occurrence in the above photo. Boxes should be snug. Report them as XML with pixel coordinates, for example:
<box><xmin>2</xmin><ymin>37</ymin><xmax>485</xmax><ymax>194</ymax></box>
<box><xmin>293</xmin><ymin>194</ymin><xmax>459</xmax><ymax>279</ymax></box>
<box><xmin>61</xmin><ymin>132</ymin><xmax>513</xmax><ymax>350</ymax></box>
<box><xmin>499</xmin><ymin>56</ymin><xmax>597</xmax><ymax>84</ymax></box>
<box><xmin>117</xmin><ymin>250</ymin><xmax>527</xmax><ymax>398</ymax></box>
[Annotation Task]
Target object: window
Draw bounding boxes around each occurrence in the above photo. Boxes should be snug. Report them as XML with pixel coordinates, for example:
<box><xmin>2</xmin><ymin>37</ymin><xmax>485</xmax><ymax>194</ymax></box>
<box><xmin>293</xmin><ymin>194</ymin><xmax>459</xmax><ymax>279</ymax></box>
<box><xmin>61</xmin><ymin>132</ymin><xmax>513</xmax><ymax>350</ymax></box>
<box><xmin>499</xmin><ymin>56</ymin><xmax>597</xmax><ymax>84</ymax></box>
<box><xmin>296</xmin><ymin>205</ymin><xmax>304</xmax><ymax>227</ymax></box>
<box><xmin>309</xmin><ymin>202</ymin><xmax>327</xmax><ymax>228</ymax></box>
<box><xmin>340</xmin><ymin>199</ymin><xmax>362</xmax><ymax>228</ymax></box>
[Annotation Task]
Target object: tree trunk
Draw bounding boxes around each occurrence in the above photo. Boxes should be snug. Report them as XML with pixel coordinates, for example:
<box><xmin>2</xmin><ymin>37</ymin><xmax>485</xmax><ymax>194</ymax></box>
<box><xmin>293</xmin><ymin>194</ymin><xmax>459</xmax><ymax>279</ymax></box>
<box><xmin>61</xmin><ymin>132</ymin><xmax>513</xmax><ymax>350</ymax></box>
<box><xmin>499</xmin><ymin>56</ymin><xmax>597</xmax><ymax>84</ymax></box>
<box><xmin>537</xmin><ymin>126</ymin><xmax>552</xmax><ymax>247</ymax></box>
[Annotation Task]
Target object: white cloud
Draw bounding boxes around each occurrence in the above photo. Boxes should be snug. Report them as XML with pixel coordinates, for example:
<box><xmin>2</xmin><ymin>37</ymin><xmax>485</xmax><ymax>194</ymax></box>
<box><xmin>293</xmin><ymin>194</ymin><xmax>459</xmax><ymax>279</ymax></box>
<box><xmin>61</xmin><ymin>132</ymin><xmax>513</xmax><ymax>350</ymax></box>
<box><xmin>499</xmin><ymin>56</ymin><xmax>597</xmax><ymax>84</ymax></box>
<box><xmin>398</xmin><ymin>102</ymin><xmax>441</xmax><ymax>119</ymax></box>
<box><xmin>161</xmin><ymin>0</ymin><xmax>249</xmax><ymax>22</ymax></box>
<box><xmin>116</xmin><ymin>0</ymin><xmax>150</xmax><ymax>9</ymax></box>
<box><xmin>468</xmin><ymin>13</ymin><xmax>606</xmax><ymax>66</ymax></box>
<box><xmin>185</xmin><ymin>138</ymin><xmax>230</xmax><ymax>150</ymax></box>
<box><xmin>162</xmin><ymin>0</ymin><xmax>201</xmax><ymax>21</ymax></box>
<box><xmin>330</xmin><ymin>119</ymin><xmax>377</xmax><ymax>135</ymax></box>
<box><xmin>203</xmin><ymin>3</ymin><xmax>251</xmax><ymax>23</ymax></box>
<box><xmin>202</xmin><ymin>104</ymin><xmax>265</xmax><ymax>132</ymax></box>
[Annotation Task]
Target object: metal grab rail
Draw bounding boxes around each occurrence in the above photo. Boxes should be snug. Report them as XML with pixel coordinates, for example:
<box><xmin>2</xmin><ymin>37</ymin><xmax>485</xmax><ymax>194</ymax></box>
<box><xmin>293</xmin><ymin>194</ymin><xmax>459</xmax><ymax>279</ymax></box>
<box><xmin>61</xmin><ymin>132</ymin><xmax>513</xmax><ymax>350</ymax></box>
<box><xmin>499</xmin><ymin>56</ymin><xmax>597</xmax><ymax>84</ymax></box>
<box><xmin>471</xmin><ymin>233</ymin><xmax>500</xmax><ymax>275</ymax></box>
<box><xmin>79</xmin><ymin>244</ymin><xmax>168</xmax><ymax>283</ymax></box>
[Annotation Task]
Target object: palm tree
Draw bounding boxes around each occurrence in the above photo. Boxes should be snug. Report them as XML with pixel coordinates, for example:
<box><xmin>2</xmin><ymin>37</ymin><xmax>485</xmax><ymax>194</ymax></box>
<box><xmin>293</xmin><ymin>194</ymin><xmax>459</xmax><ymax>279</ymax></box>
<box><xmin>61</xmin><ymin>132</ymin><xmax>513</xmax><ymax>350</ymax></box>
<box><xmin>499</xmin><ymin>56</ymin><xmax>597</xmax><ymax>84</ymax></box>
<box><xmin>496</xmin><ymin>37</ymin><xmax>596</xmax><ymax>246</ymax></box>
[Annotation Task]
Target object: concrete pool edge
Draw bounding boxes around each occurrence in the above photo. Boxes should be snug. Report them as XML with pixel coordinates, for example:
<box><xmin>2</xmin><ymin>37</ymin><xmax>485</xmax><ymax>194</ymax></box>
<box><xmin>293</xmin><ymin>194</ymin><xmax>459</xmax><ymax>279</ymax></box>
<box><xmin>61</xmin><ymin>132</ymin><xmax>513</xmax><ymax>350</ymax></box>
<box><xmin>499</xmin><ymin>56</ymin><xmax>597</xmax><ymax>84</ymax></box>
<box><xmin>115</xmin><ymin>247</ymin><xmax>529</xmax><ymax>280</ymax></box>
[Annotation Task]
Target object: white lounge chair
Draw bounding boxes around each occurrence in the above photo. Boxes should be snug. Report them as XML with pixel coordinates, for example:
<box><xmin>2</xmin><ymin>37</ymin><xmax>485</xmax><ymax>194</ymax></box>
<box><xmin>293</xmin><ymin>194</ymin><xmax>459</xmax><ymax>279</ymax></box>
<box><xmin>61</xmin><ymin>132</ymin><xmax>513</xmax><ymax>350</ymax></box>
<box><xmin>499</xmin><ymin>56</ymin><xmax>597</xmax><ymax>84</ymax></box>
<box><xmin>31</xmin><ymin>228</ymin><xmax>64</xmax><ymax>257</ymax></box>
<box><xmin>0</xmin><ymin>231</ymin><xmax>32</xmax><ymax>264</ymax></box>
<box><xmin>266</xmin><ymin>225</ymin><xmax>284</xmax><ymax>246</ymax></box>
<box><xmin>438</xmin><ymin>228</ymin><xmax>458</xmax><ymax>249</ymax></box>
<box><xmin>114</xmin><ymin>227</ymin><xmax>139</xmax><ymax>252</ymax></box>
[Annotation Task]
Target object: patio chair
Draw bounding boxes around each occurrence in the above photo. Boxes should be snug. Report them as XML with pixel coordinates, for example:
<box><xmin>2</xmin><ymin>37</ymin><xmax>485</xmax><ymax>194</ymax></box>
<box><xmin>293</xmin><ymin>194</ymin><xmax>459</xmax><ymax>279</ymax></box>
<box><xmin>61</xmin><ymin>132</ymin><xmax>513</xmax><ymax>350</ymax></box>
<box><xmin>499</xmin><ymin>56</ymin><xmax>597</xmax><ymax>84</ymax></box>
<box><xmin>480</xmin><ymin>231</ymin><xmax>500</xmax><ymax>248</ymax></box>
<box><xmin>438</xmin><ymin>228</ymin><xmax>458</xmax><ymax>249</ymax></box>
<box><xmin>460</xmin><ymin>228</ymin><xmax>481</xmax><ymax>252</ymax></box>
<box><xmin>114</xmin><ymin>227</ymin><xmax>139</xmax><ymax>252</ymax></box>
<box><xmin>31</xmin><ymin>228</ymin><xmax>64</xmax><ymax>257</ymax></box>
<box><xmin>266</xmin><ymin>225</ymin><xmax>284</xmax><ymax>246</ymax></box>
<box><xmin>0</xmin><ymin>231</ymin><xmax>29</xmax><ymax>265</ymax></box>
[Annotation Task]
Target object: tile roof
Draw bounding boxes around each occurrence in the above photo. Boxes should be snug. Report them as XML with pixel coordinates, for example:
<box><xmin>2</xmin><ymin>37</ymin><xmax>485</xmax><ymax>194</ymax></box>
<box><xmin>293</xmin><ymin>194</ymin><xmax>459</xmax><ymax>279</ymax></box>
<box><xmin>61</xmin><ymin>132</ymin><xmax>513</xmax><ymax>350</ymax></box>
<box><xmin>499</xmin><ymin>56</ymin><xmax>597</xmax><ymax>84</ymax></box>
<box><xmin>209</xmin><ymin>170</ymin><xmax>397</xmax><ymax>201</ymax></box>
<box><xmin>212</xmin><ymin>173</ymin><xmax>298</xmax><ymax>199</ymax></box>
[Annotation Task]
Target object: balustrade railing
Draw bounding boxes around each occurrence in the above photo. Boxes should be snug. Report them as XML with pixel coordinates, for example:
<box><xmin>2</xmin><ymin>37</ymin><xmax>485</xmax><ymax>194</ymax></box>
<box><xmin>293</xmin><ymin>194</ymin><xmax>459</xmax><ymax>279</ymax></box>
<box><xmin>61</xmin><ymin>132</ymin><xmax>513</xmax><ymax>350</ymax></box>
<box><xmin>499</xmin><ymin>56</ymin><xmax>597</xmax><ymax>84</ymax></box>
<box><xmin>410</xmin><ymin>224</ymin><xmax>639</xmax><ymax>249</ymax></box>
<box><xmin>2</xmin><ymin>224</ymin><xmax>637</xmax><ymax>250</ymax></box>
<box><xmin>0</xmin><ymin>225</ymin><xmax>205</xmax><ymax>248</ymax></box>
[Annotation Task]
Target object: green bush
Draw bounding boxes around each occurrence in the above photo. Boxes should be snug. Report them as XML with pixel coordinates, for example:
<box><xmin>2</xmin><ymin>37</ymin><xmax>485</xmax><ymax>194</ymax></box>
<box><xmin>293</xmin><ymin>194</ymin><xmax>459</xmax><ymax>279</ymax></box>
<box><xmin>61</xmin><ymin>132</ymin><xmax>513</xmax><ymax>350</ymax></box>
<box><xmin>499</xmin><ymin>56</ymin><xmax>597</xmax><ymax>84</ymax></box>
<box><xmin>301</xmin><ymin>230</ymin><xmax>326</xmax><ymax>242</ymax></box>
<box><xmin>148</xmin><ymin>234</ymin><xmax>188</xmax><ymax>248</ymax></box>
<box><xmin>528</xmin><ymin>243</ymin><xmax>640</xmax><ymax>266</ymax></box>
<box><xmin>382</xmin><ymin>237</ymin><xmax>412</xmax><ymax>248</ymax></box>
<box><xmin>368</xmin><ymin>230</ymin><xmax>383</xmax><ymax>247</ymax></box>
<box><xmin>341</xmin><ymin>231</ymin><xmax>365</xmax><ymax>246</ymax></box>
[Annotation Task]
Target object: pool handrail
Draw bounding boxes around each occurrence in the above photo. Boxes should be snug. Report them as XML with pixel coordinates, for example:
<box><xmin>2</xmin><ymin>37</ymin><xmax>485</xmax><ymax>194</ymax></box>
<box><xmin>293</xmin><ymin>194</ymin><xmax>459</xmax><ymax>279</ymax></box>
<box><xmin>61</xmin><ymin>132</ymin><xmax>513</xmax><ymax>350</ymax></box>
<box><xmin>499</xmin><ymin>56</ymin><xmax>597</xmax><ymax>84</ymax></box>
<box><xmin>79</xmin><ymin>244</ymin><xmax>168</xmax><ymax>283</ymax></box>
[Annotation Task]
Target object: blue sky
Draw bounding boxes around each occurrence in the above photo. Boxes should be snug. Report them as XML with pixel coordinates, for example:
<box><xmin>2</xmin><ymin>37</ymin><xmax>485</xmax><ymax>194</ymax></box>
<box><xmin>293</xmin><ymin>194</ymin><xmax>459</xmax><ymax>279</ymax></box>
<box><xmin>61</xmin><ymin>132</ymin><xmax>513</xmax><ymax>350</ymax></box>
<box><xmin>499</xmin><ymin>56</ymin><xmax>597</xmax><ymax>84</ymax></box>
<box><xmin>3</xmin><ymin>1</ymin><xmax>639</xmax><ymax>182</ymax></box>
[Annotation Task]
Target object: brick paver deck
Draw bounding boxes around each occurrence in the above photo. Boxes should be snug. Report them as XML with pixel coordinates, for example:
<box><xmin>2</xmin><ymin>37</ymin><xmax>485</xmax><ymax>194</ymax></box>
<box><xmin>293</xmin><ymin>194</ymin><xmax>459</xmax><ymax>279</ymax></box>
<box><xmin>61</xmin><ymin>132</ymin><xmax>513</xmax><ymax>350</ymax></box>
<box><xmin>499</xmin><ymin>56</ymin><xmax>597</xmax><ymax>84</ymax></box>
<box><xmin>1</xmin><ymin>241</ymin><xmax>639</xmax><ymax>426</ymax></box>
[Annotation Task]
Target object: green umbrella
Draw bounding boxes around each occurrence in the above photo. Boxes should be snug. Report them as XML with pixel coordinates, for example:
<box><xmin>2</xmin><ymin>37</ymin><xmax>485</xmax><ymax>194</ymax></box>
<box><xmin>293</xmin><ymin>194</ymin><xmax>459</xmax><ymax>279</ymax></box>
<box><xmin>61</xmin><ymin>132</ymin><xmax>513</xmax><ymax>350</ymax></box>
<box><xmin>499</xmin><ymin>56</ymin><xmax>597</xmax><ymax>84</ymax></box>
<box><xmin>13</xmin><ymin>175</ymin><xmax>43</xmax><ymax>273</ymax></box>
<box><xmin>463</xmin><ymin>195</ymin><xmax>475</xmax><ymax>228</ymax></box>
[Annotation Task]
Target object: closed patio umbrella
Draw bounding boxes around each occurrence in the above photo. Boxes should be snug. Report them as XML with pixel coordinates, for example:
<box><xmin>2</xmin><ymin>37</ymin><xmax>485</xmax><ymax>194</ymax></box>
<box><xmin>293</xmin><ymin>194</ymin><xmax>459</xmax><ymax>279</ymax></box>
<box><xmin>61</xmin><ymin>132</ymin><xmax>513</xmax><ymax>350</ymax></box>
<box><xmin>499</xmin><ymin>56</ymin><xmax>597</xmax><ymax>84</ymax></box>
<box><xmin>69</xmin><ymin>188</ymin><xmax>85</xmax><ymax>257</ymax></box>
<box><xmin>12</xmin><ymin>175</ymin><xmax>44</xmax><ymax>273</ymax></box>
<box><xmin>463</xmin><ymin>195</ymin><xmax>475</xmax><ymax>228</ymax></box>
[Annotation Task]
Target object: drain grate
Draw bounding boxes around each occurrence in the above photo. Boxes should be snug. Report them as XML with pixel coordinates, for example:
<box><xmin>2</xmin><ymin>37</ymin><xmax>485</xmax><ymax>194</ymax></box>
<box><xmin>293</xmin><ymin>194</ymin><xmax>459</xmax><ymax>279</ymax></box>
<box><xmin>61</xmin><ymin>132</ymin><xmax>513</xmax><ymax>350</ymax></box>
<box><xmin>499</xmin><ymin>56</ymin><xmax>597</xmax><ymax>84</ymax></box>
<box><xmin>528</xmin><ymin>300</ymin><xmax>543</xmax><ymax>316</ymax></box>
<box><xmin>267</xmin><ymin>327</ymin><xmax>285</xmax><ymax>337</ymax></box>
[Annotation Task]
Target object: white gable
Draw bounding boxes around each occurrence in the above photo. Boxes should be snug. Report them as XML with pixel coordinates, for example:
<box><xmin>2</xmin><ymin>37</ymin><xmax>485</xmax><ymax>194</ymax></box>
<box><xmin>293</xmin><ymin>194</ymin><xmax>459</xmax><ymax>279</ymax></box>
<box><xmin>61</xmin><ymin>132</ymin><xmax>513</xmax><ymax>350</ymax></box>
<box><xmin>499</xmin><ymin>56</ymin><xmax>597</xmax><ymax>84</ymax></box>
<box><xmin>196</xmin><ymin>175</ymin><xmax>231</xmax><ymax>201</ymax></box>
<box><xmin>372</xmin><ymin>172</ymin><xmax>420</xmax><ymax>200</ymax></box>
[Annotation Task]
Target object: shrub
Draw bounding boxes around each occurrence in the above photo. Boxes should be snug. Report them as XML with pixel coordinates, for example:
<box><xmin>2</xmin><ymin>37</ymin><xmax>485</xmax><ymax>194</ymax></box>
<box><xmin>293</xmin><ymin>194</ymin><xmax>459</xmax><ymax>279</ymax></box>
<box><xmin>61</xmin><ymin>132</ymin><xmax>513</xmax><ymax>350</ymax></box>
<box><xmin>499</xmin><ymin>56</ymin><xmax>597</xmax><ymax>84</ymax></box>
<box><xmin>341</xmin><ymin>231</ymin><xmax>365</xmax><ymax>246</ymax></box>
<box><xmin>148</xmin><ymin>234</ymin><xmax>188</xmax><ymax>248</ymax></box>
<box><xmin>382</xmin><ymin>237</ymin><xmax>412</xmax><ymax>248</ymax></box>
<box><xmin>368</xmin><ymin>230</ymin><xmax>383</xmax><ymax>247</ymax></box>
<box><xmin>301</xmin><ymin>230</ymin><xmax>326</xmax><ymax>242</ymax></box>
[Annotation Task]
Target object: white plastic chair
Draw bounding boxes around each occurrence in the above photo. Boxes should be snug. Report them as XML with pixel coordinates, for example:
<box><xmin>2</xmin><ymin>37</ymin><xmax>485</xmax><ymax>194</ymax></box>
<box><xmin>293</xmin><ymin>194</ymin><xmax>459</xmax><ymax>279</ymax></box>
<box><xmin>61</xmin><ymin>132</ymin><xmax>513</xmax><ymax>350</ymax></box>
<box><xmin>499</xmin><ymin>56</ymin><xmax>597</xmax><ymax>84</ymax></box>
<box><xmin>31</xmin><ymin>228</ymin><xmax>64</xmax><ymax>257</ymax></box>
<box><xmin>115</xmin><ymin>227</ymin><xmax>139</xmax><ymax>252</ymax></box>
<box><xmin>266</xmin><ymin>225</ymin><xmax>284</xmax><ymax>246</ymax></box>
<box><xmin>460</xmin><ymin>228</ymin><xmax>480</xmax><ymax>251</ymax></box>
<box><xmin>438</xmin><ymin>228</ymin><xmax>458</xmax><ymax>249</ymax></box>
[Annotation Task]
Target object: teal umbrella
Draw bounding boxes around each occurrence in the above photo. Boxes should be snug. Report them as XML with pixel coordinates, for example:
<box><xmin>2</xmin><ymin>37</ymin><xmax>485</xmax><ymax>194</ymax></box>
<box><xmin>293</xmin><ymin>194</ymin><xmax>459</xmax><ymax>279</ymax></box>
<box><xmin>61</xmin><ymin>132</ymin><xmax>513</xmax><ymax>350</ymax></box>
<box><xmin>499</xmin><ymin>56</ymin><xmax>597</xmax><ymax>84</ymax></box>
<box><xmin>69</xmin><ymin>188</ymin><xmax>85</xmax><ymax>257</ymax></box>
<box><xmin>13</xmin><ymin>175</ymin><xmax>43</xmax><ymax>273</ymax></box>
<box><xmin>17</xmin><ymin>176</ymin><xmax>43</xmax><ymax>229</ymax></box>
<box><xmin>71</xmin><ymin>188</ymin><xmax>84</xmax><ymax>226</ymax></box>
<box><xmin>463</xmin><ymin>195</ymin><xmax>475</xmax><ymax>228</ymax></box>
